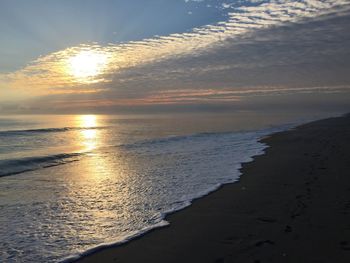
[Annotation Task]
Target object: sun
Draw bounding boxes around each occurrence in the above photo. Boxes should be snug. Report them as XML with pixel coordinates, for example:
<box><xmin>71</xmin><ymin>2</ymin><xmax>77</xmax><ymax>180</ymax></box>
<box><xmin>79</xmin><ymin>115</ymin><xmax>97</xmax><ymax>127</ymax></box>
<box><xmin>68</xmin><ymin>50</ymin><xmax>108</xmax><ymax>80</ymax></box>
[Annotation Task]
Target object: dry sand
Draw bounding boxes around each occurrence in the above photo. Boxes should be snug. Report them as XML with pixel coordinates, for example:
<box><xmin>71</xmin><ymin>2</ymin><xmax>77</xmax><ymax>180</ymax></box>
<box><xmin>77</xmin><ymin>114</ymin><xmax>350</xmax><ymax>263</ymax></box>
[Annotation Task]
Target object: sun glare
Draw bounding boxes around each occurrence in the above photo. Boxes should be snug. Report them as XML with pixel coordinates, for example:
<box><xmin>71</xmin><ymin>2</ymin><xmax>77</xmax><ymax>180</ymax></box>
<box><xmin>79</xmin><ymin>115</ymin><xmax>97</xmax><ymax>127</ymax></box>
<box><xmin>76</xmin><ymin>115</ymin><xmax>99</xmax><ymax>151</ymax></box>
<box><xmin>68</xmin><ymin>51</ymin><xmax>108</xmax><ymax>80</ymax></box>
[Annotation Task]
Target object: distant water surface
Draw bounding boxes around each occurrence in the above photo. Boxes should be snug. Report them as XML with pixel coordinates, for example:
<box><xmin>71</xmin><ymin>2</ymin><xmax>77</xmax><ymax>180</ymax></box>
<box><xmin>0</xmin><ymin>112</ymin><xmax>337</xmax><ymax>262</ymax></box>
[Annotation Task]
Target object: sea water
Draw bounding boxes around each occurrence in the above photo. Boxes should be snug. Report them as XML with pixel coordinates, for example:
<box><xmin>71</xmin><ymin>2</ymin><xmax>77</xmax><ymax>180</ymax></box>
<box><xmin>0</xmin><ymin>112</ymin><xmax>331</xmax><ymax>262</ymax></box>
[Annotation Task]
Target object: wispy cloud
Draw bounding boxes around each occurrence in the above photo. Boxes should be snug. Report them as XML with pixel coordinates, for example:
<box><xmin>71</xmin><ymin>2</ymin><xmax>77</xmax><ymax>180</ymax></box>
<box><xmin>126</xmin><ymin>85</ymin><xmax>350</xmax><ymax>105</ymax></box>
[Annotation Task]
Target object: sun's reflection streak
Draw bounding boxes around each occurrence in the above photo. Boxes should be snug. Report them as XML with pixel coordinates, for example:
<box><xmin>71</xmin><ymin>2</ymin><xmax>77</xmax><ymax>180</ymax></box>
<box><xmin>62</xmin><ymin>115</ymin><xmax>137</xmax><ymax>233</ymax></box>
<box><xmin>81</xmin><ymin>129</ymin><xmax>98</xmax><ymax>151</ymax></box>
<box><xmin>76</xmin><ymin>115</ymin><xmax>99</xmax><ymax>151</ymax></box>
<box><xmin>78</xmin><ymin>115</ymin><xmax>98</xmax><ymax>128</ymax></box>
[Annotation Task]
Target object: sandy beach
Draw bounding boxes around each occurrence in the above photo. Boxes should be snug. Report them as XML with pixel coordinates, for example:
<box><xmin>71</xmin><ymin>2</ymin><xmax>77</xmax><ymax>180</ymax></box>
<box><xmin>77</xmin><ymin>114</ymin><xmax>350</xmax><ymax>263</ymax></box>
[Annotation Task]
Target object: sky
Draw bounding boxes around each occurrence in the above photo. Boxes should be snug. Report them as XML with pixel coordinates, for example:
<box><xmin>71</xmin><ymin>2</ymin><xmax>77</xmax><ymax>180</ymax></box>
<box><xmin>0</xmin><ymin>0</ymin><xmax>350</xmax><ymax>114</ymax></box>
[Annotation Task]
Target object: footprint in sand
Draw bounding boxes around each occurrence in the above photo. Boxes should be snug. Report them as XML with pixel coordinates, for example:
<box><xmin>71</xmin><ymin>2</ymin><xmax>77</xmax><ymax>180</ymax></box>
<box><xmin>284</xmin><ymin>225</ymin><xmax>292</xmax><ymax>233</ymax></box>
<box><xmin>255</xmin><ymin>240</ymin><xmax>275</xmax><ymax>247</ymax></box>
<box><xmin>256</xmin><ymin>217</ymin><xmax>277</xmax><ymax>223</ymax></box>
<box><xmin>340</xmin><ymin>241</ymin><xmax>350</xmax><ymax>251</ymax></box>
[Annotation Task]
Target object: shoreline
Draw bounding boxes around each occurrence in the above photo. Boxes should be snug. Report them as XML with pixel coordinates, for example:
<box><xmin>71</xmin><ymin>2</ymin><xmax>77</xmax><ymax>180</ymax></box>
<box><xmin>76</xmin><ymin>114</ymin><xmax>350</xmax><ymax>263</ymax></box>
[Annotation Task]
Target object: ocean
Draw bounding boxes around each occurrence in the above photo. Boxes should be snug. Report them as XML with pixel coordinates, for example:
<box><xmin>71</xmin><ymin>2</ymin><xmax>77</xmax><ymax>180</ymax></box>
<box><xmin>0</xmin><ymin>112</ymin><xmax>334</xmax><ymax>262</ymax></box>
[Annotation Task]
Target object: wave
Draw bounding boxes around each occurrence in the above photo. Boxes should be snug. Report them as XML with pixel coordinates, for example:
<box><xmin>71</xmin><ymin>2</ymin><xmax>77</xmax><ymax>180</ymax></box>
<box><xmin>121</xmin><ymin>121</ymin><xmax>300</xmax><ymax>150</ymax></box>
<box><xmin>118</xmin><ymin>128</ymin><xmax>285</xmax><ymax>155</ymax></box>
<box><xmin>0</xmin><ymin>126</ymin><xmax>107</xmax><ymax>136</ymax></box>
<box><xmin>0</xmin><ymin>131</ymin><xmax>244</xmax><ymax>178</ymax></box>
<box><xmin>0</xmin><ymin>153</ymin><xmax>83</xmax><ymax>177</ymax></box>
<box><xmin>0</xmin><ymin>124</ymin><xmax>296</xmax><ymax>178</ymax></box>
<box><xmin>121</xmin><ymin>131</ymin><xmax>251</xmax><ymax>148</ymax></box>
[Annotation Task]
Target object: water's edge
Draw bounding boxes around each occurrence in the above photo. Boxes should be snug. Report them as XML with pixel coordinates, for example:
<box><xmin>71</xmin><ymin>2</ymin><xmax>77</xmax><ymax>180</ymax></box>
<box><xmin>63</xmin><ymin>131</ymin><xmax>277</xmax><ymax>262</ymax></box>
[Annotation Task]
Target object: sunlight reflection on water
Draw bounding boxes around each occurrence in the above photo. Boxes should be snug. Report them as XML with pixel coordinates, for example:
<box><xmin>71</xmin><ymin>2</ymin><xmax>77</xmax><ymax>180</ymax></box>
<box><xmin>78</xmin><ymin>115</ymin><xmax>99</xmax><ymax>151</ymax></box>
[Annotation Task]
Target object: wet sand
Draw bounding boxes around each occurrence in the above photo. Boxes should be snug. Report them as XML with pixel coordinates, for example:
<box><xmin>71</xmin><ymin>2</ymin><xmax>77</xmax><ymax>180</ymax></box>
<box><xmin>77</xmin><ymin>114</ymin><xmax>350</xmax><ymax>263</ymax></box>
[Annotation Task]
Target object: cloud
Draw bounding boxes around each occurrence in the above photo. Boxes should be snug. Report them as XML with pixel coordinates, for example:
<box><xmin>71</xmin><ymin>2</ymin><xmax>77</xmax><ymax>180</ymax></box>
<box><xmin>110</xmin><ymin>85</ymin><xmax>350</xmax><ymax>105</ymax></box>
<box><xmin>185</xmin><ymin>0</ymin><xmax>206</xmax><ymax>3</ymax></box>
<box><xmin>1</xmin><ymin>0</ymin><xmax>350</xmax><ymax>113</ymax></box>
<box><xmin>222</xmin><ymin>3</ymin><xmax>234</xmax><ymax>9</ymax></box>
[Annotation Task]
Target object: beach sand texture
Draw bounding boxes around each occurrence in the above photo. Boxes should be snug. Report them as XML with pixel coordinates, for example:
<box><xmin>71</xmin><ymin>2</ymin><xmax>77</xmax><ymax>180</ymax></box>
<box><xmin>77</xmin><ymin>114</ymin><xmax>350</xmax><ymax>263</ymax></box>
